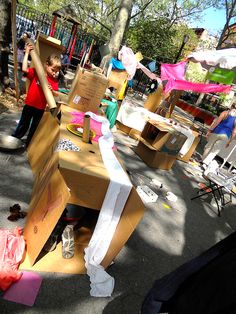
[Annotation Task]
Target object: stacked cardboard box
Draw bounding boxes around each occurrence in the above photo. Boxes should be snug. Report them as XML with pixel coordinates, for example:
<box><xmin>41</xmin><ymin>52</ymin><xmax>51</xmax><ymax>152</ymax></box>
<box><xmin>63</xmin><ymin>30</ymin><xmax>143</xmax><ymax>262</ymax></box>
<box><xmin>20</xmin><ymin>105</ymin><xmax>145</xmax><ymax>274</ymax></box>
<box><xmin>134</xmin><ymin>120</ymin><xmax>187</xmax><ymax>170</ymax></box>
<box><xmin>68</xmin><ymin>68</ymin><xmax>108</xmax><ymax>113</ymax></box>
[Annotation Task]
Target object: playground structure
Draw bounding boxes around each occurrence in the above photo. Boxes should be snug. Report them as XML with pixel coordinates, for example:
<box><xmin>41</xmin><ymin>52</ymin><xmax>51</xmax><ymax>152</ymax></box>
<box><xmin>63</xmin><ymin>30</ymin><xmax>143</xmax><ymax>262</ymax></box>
<box><xmin>16</xmin><ymin>4</ymin><xmax>99</xmax><ymax>64</ymax></box>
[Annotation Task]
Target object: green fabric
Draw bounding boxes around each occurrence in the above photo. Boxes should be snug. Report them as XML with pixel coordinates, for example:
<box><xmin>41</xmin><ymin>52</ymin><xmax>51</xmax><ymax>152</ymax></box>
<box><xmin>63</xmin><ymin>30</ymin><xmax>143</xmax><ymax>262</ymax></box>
<box><xmin>101</xmin><ymin>99</ymin><xmax>118</xmax><ymax>129</ymax></box>
<box><xmin>206</xmin><ymin>68</ymin><xmax>236</xmax><ymax>85</ymax></box>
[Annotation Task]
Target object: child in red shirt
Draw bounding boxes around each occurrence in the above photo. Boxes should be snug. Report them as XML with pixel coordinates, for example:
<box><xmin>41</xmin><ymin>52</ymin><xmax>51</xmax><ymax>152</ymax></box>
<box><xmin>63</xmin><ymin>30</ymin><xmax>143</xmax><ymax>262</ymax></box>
<box><xmin>12</xmin><ymin>43</ymin><xmax>61</xmax><ymax>146</ymax></box>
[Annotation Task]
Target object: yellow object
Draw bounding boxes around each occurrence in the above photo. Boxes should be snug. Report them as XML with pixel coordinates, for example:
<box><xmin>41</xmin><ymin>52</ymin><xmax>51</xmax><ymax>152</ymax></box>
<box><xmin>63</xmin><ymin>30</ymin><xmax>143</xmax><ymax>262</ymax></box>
<box><xmin>162</xmin><ymin>203</ymin><xmax>171</xmax><ymax>209</ymax></box>
<box><xmin>135</xmin><ymin>52</ymin><xmax>143</xmax><ymax>62</ymax></box>
<box><xmin>116</xmin><ymin>80</ymin><xmax>128</xmax><ymax>100</ymax></box>
<box><xmin>67</xmin><ymin>123</ymin><xmax>96</xmax><ymax>139</ymax></box>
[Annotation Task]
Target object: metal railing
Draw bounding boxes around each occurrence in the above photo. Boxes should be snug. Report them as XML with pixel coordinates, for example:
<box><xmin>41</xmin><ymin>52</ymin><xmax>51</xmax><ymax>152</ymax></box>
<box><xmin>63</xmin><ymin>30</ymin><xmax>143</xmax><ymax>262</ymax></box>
<box><xmin>16</xmin><ymin>3</ymin><xmax>96</xmax><ymax>57</ymax></box>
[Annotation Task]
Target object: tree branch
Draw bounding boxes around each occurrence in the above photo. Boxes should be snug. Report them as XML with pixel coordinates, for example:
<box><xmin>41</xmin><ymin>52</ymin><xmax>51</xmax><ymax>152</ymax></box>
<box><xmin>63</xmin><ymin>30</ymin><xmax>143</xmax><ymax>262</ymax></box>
<box><xmin>130</xmin><ymin>0</ymin><xmax>154</xmax><ymax>19</ymax></box>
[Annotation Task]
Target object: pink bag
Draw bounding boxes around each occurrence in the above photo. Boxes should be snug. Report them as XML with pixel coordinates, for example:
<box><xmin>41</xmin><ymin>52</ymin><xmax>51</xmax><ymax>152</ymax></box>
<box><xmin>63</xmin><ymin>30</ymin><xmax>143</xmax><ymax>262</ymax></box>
<box><xmin>0</xmin><ymin>227</ymin><xmax>25</xmax><ymax>290</ymax></box>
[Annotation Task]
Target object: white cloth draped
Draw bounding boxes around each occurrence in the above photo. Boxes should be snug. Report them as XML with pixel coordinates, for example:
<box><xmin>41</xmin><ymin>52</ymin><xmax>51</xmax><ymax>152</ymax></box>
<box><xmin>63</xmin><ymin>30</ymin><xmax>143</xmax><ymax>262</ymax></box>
<box><xmin>84</xmin><ymin>112</ymin><xmax>132</xmax><ymax>297</ymax></box>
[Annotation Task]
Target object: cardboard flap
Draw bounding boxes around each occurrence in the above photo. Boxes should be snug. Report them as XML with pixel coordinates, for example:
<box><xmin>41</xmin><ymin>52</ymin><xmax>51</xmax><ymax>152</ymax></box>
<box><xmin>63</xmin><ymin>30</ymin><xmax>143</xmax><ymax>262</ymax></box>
<box><xmin>24</xmin><ymin>169</ymin><xmax>70</xmax><ymax>265</ymax></box>
<box><xmin>27</xmin><ymin>112</ymin><xmax>60</xmax><ymax>174</ymax></box>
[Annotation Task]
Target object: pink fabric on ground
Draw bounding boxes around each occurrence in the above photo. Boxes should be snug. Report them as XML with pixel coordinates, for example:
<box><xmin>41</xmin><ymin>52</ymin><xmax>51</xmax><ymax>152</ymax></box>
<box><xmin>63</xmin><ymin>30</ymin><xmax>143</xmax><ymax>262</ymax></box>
<box><xmin>0</xmin><ymin>227</ymin><xmax>25</xmax><ymax>291</ymax></box>
<box><xmin>164</xmin><ymin>79</ymin><xmax>231</xmax><ymax>94</ymax></box>
<box><xmin>161</xmin><ymin>62</ymin><xmax>187</xmax><ymax>81</ymax></box>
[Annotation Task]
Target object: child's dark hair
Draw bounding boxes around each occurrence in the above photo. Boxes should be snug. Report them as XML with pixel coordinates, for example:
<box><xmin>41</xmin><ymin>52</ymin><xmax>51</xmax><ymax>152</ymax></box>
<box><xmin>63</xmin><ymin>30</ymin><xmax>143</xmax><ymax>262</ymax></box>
<box><xmin>46</xmin><ymin>54</ymin><xmax>61</xmax><ymax>68</ymax></box>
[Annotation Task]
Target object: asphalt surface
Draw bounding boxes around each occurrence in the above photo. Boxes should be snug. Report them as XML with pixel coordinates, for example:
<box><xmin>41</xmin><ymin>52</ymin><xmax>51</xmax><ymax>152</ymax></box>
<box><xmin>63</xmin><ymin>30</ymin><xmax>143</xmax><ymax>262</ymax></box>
<box><xmin>0</xmin><ymin>102</ymin><xmax>236</xmax><ymax>314</ymax></box>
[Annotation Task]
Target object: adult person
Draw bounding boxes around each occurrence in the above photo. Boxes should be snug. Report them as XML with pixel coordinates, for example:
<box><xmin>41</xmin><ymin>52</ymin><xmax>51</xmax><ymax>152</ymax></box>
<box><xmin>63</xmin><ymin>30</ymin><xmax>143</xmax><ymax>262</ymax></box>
<box><xmin>17</xmin><ymin>32</ymin><xmax>31</xmax><ymax>70</ymax></box>
<box><xmin>202</xmin><ymin>103</ymin><xmax>236</xmax><ymax>167</ymax></box>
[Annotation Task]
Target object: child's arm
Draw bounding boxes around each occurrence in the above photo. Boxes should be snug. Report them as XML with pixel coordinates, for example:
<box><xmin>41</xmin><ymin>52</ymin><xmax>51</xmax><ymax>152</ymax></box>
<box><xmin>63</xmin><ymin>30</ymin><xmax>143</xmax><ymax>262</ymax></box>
<box><xmin>22</xmin><ymin>43</ymin><xmax>33</xmax><ymax>73</ymax></box>
<box><xmin>48</xmin><ymin>83</ymin><xmax>59</xmax><ymax>97</ymax></box>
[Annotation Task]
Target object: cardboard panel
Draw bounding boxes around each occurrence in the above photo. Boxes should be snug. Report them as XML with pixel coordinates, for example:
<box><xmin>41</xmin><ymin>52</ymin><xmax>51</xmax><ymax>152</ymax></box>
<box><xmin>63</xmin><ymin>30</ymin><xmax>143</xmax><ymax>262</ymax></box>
<box><xmin>35</xmin><ymin>33</ymin><xmax>63</xmax><ymax>65</ymax></box>
<box><xmin>134</xmin><ymin>140</ymin><xmax>176</xmax><ymax>170</ymax></box>
<box><xmin>101</xmin><ymin>187</ymin><xmax>145</xmax><ymax>268</ymax></box>
<box><xmin>144</xmin><ymin>84</ymin><xmax>163</xmax><ymax>112</ymax></box>
<box><xmin>23</xmin><ymin>169</ymin><xmax>70</xmax><ymax>265</ymax></box>
<box><xmin>68</xmin><ymin>68</ymin><xmax>108</xmax><ymax>113</ymax></box>
<box><xmin>27</xmin><ymin>112</ymin><xmax>60</xmax><ymax>174</ymax></box>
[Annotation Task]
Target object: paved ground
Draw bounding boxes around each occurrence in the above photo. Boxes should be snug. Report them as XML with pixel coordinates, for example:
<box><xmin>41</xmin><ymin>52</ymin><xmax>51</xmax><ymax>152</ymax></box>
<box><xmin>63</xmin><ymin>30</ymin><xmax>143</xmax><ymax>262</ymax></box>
<box><xmin>0</xmin><ymin>102</ymin><xmax>236</xmax><ymax>314</ymax></box>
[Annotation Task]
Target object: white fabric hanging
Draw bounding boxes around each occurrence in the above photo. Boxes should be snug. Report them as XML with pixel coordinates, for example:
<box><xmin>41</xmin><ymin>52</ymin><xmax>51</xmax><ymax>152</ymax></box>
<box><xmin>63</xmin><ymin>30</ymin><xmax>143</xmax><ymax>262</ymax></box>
<box><xmin>84</xmin><ymin>112</ymin><xmax>132</xmax><ymax>297</ymax></box>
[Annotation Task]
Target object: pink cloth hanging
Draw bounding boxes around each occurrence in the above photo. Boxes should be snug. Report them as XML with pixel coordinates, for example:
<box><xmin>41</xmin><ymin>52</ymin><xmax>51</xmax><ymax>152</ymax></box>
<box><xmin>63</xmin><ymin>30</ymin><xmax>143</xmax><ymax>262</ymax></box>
<box><xmin>118</xmin><ymin>46</ymin><xmax>138</xmax><ymax>80</ymax></box>
<box><xmin>0</xmin><ymin>227</ymin><xmax>25</xmax><ymax>291</ymax></box>
<box><xmin>164</xmin><ymin>79</ymin><xmax>232</xmax><ymax>94</ymax></box>
<box><xmin>161</xmin><ymin>62</ymin><xmax>187</xmax><ymax>81</ymax></box>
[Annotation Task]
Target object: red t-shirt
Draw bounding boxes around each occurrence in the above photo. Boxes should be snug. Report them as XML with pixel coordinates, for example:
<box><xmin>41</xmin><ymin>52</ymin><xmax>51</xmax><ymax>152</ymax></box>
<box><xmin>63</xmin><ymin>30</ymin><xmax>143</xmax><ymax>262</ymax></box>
<box><xmin>25</xmin><ymin>68</ymin><xmax>58</xmax><ymax>110</ymax></box>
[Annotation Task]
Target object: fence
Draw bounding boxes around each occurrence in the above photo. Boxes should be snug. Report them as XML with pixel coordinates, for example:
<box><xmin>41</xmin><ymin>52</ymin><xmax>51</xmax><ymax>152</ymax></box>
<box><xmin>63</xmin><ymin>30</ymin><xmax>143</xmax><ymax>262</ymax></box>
<box><xmin>16</xmin><ymin>3</ymin><xmax>98</xmax><ymax>58</ymax></box>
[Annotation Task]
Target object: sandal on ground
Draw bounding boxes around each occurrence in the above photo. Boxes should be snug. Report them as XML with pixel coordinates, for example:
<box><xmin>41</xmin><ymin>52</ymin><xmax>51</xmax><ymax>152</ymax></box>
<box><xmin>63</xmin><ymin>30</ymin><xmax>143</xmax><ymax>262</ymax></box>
<box><xmin>62</xmin><ymin>225</ymin><xmax>75</xmax><ymax>259</ymax></box>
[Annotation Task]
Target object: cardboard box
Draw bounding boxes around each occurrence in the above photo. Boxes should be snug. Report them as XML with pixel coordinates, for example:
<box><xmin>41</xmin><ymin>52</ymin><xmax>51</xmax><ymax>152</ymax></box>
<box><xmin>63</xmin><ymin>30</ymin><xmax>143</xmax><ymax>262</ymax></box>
<box><xmin>134</xmin><ymin>139</ymin><xmax>177</xmax><ymax>170</ymax></box>
<box><xmin>141</xmin><ymin>120</ymin><xmax>175</xmax><ymax>151</ymax></box>
<box><xmin>21</xmin><ymin>105</ymin><xmax>145</xmax><ymax>273</ymax></box>
<box><xmin>68</xmin><ymin>68</ymin><xmax>108</xmax><ymax>113</ymax></box>
<box><xmin>160</xmin><ymin>132</ymin><xmax>187</xmax><ymax>156</ymax></box>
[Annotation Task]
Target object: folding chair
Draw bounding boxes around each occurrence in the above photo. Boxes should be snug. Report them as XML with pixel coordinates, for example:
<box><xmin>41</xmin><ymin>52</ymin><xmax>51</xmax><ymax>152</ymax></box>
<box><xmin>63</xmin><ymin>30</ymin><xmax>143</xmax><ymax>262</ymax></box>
<box><xmin>191</xmin><ymin>169</ymin><xmax>236</xmax><ymax>217</ymax></box>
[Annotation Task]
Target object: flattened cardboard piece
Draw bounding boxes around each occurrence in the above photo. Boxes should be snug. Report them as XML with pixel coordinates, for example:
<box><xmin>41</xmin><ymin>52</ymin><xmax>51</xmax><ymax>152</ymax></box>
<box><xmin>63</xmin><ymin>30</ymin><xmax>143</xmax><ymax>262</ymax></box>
<box><xmin>68</xmin><ymin>68</ymin><xmax>108</xmax><ymax>113</ymax></box>
<box><xmin>30</xmin><ymin>152</ymin><xmax>59</xmax><ymax>211</ymax></box>
<box><xmin>134</xmin><ymin>140</ymin><xmax>176</xmax><ymax>170</ymax></box>
<box><xmin>27</xmin><ymin>112</ymin><xmax>59</xmax><ymax>174</ymax></box>
<box><xmin>101</xmin><ymin>187</ymin><xmax>145</xmax><ymax>268</ymax></box>
<box><xmin>23</xmin><ymin>169</ymin><xmax>70</xmax><ymax>265</ymax></box>
<box><xmin>20</xmin><ymin>227</ymin><xmax>92</xmax><ymax>274</ymax></box>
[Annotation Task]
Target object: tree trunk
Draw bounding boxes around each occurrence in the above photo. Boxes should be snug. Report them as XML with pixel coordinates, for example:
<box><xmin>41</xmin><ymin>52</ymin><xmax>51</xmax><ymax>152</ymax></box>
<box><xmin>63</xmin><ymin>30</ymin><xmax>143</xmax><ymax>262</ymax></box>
<box><xmin>100</xmin><ymin>0</ymin><xmax>133</xmax><ymax>72</ymax></box>
<box><xmin>0</xmin><ymin>0</ymin><xmax>12</xmax><ymax>91</ymax></box>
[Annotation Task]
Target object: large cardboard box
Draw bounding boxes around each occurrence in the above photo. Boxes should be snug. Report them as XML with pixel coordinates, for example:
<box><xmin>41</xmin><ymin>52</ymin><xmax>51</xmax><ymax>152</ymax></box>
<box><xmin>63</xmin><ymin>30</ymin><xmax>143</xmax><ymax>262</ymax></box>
<box><xmin>134</xmin><ymin>139</ymin><xmax>176</xmax><ymax>170</ymax></box>
<box><xmin>141</xmin><ymin>120</ymin><xmax>175</xmax><ymax>150</ymax></box>
<box><xmin>20</xmin><ymin>105</ymin><xmax>145</xmax><ymax>273</ymax></box>
<box><xmin>68</xmin><ymin>68</ymin><xmax>108</xmax><ymax>113</ymax></box>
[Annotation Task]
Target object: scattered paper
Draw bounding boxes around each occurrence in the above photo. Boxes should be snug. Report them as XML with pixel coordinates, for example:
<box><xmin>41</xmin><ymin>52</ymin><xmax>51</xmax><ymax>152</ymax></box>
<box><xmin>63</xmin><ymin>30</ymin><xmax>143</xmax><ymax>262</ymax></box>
<box><xmin>136</xmin><ymin>185</ymin><xmax>158</xmax><ymax>203</ymax></box>
<box><xmin>166</xmin><ymin>192</ymin><xmax>178</xmax><ymax>202</ymax></box>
